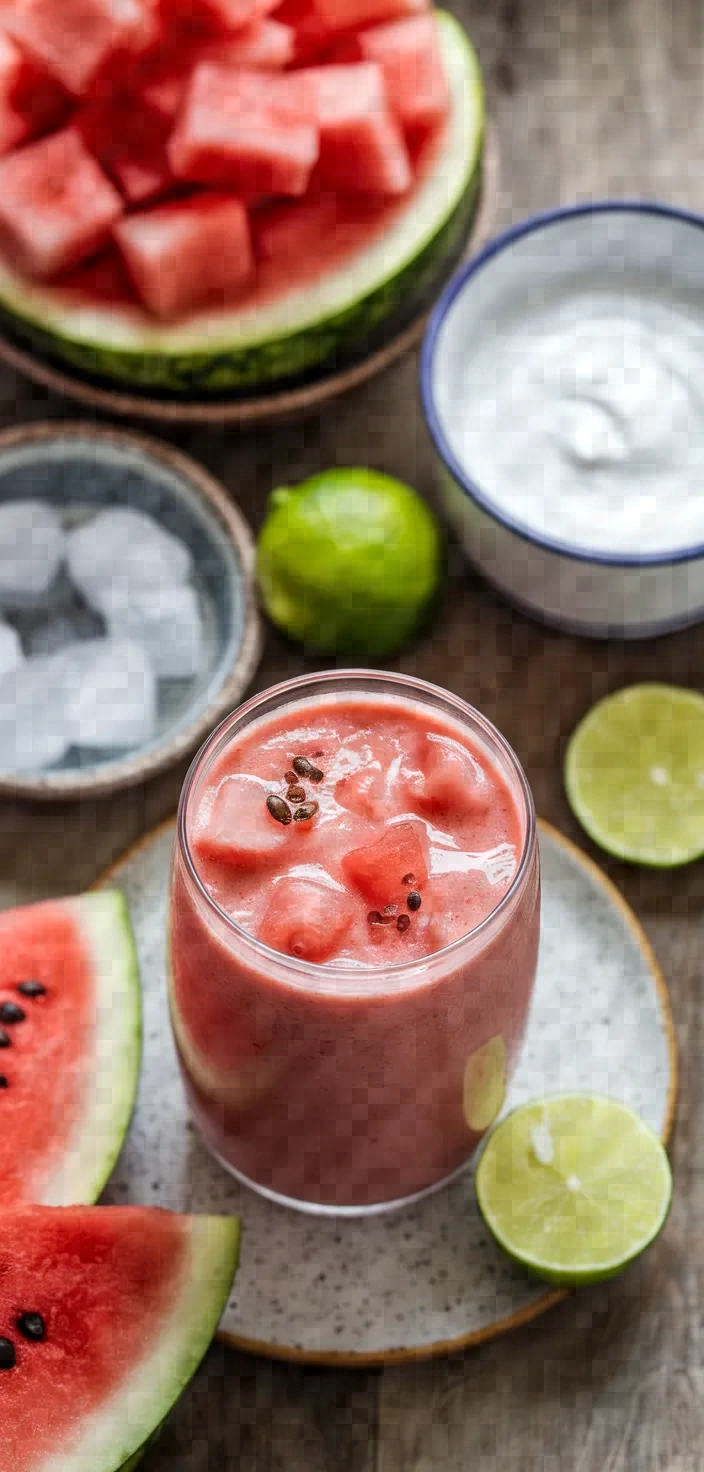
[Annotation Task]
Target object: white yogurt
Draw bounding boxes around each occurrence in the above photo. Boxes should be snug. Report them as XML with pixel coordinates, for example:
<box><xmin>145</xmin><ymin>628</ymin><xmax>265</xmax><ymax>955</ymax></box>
<box><xmin>442</xmin><ymin>285</ymin><xmax>704</xmax><ymax>557</ymax></box>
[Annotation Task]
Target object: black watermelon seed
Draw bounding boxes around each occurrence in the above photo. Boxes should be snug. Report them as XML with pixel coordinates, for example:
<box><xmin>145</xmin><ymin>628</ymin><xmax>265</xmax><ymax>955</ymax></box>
<box><xmin>402</xmin><ymin>873</ymin><xmax>416</xmax><ymax>887</ymax></box>
<box><xmin>397</xmin><ymin>914</ymin><xmax>411</xmax><ymax>934</ymax></box>
<box><xmin>266</xmin><ymin>795</ymin><xmax>292</xmax><ymax>825</ymax></box>
<box><xmin>16</xmin><ymin>1313</ymin><xmax>46</xmax><ymax>1343</ymax></box>
<box><xmin>284</xmin><ymin>769</ymin><xmax>298</xmax><ymax>785</ymax></box>
<box><xmin>0</xmin><ymin>1002</ymin><xmax>25</xmax><ymax>1025</ymax></box>
<box><xmin>17</xmin><ymin>981</ymin><xmax>46</xmax><ymax>999</ymax></box>
<box><xmin>292</xmin><ymin>756</ymin><xmax>324</xmax><ymax>783</ymax></box>
<box><xmin>0</xmin><ymin>1076</ymin><xmax>8</xmax><ymax>1088</ymax></box>
<box><xmin>0</xmin><ymin>1030</ymin><xmax>10</xmax><ymax>1049</ymax></box>
<box><xmin>0</xmin><ymin>1338</ymin><xmax>15</xmax><ymax>1370</ymax></box>
<box><xmin>367</xmin><ymin>910</ymin><xmax>394</xmax><ymax>927</ymax></box>
<box><xmin>286</xmin><ymin>785</ymin><xmax>306</xmax><ymax>804</ymax></box>
<box><xmin>407</xmin><ymin>891</ymin><xmax>422</xmax><ymax>912</ymax></box>
<box><xmin>293</xmin><ymin>802</ymin><xmax>319</xmax><ymax>823</ymax></box>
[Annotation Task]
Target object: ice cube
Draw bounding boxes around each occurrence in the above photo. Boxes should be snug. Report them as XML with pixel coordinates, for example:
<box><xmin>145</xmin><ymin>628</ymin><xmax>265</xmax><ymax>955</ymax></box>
<box><xmin>66</xmin><ymin>506</ymin><xmax>192</xmax><ymax>614</ymax></box>
<box><xmin>194</xmin><ymin>774</ymin><xmax>289</xmax><ymax>869</ymax></box>
<box><xmin>106</xmin><ymin>582</ymin><xmax>205</xmax><ymax>679</ymax></box>
<box><xmin>0</xmin><ymin>654</ymin><xmax>70</xmax><ymax>772</ymax></box>
<box><xmin>258</xmin><ymin>878</ymin><xmax>355</xmax><ymax>962</ymax></box>
<box><xmin>59</xmin><ymin>638</ymin><xmax>157</xmax><ymax>751</ymax></box>
<box><xmin>0</xmin><ymin>500</ymin><xmax>65</xmax><ymax>609</ymax></box>
<box><xmin>0</xmin><ymin>620</ymin><xmax>23</xmax><ymax>679</ymax></box>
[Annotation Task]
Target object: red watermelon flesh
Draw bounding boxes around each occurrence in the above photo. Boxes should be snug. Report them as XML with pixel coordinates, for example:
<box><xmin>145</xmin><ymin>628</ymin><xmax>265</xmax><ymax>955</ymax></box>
<box><xmin>307</xmin><ymin>0</ymin><xmax>428</xmax><ymax>34</ymax></box>
<box><xmin>0</xmin><ymin>32</ymin><xmax>31</xmax><ymax>155</ymax></box>
<box><xmin>77</xmin><ymin>93</ymin><xmax>173</xmax><ymax>203</ymax></box>
<box><xmin>0</xmin><ymin>127</ymin><xmax>123</xmax><ymax>279</ymax></box>
<box><xmin>156</xmin><ymin>0</ymin><xmax>276</xmax><ymax>43</ymax></box>
<box><xmin>0</xmin><ymin>1206</ymin><xmax>240</xmax><ymax>1472</ymax></box>
<box><xmin>0</xmin><ymin>893</ymin><xmax>140</xmax><ymax>1209</ymax></box>
<box><xmin>169</xmin><ymin>64</ymin><xmax>319</xmax><ymax>200</ymax></box>
<box><xmin>115</xmin><ymin>193</ymin><xmax>254</xmax><ymax>318</ymax></box>
<box><xmin>139</xmin><ymin>21</ymin><xmax>295</xmax><ymax>123</ymax></box>
<box><xmin>0</xmin><ymin>31</ymin><xmax>69</xmax><ymax>155</ymax></box>
<box><xmin>356</xmin><ymin>14</ymin><xmax>449</xmax><ymax>127</ymax></box>
<box><xmin>5</xmin><ymin>0</ymin><xmax>156</xmax><ymax>97</ymax></box>
<box><xmin>0</xmin><ymin>902</ymin><xmax>93</xmax><ymax>1205</ymax></box>
<box><xmin>269</xmin><ymin>0</ymin><xmax>337</xmax><ymax>64</ymax></box>
<box><xmin>299</xmin><ymin>62</ymin><xmax>412</xmax><ymax>194</ymax></box>
<box><xmin>342</xmin><ymin>821</ymin><xmax>429</xmax><ymax>908</ymax></box>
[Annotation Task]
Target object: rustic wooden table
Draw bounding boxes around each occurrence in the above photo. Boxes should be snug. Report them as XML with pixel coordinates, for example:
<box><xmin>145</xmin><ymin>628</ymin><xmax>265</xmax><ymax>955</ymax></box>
<box><xmin>3</xmin><ymin>0</ymin><xmax>703</xmax><ymax>1464</ymax></box>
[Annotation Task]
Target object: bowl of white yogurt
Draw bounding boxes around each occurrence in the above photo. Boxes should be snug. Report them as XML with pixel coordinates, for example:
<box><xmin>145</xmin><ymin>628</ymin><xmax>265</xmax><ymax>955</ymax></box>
<box><xmin>421</xmin><ymin>202</ymin><xmax>704</xmax><ymax>637</ymax></box>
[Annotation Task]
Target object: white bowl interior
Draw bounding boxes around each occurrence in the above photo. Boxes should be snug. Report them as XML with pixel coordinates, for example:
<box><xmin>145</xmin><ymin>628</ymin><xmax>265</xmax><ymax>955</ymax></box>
<box><xmin>431</xmin><ymin>208</ymin><xmax>704</xmax><ymax>556</ymax></box>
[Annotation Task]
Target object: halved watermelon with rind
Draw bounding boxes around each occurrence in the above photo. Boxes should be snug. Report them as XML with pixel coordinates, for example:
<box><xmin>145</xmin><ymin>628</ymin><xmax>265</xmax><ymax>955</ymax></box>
<box><xmin>0</xmin><ymin>890</ymin><xmax>141</xmax><ymax>1206</ymax></box>
<box><xmin>0</xmin><ymin>1206</ymin><xmax>239</xmax><ymax>1472</ymax></box>
<box><xmin>0</xmin><ymin>10</ymin><xmax>483</xmax><ymax>392</ymax></box>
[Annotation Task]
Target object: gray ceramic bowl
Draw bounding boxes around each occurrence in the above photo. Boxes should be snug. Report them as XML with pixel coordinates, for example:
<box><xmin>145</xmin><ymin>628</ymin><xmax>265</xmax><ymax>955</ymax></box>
<box><xmin>0</xmin><ymin>423</ymin><xmax>262</xmax><ymax>800</ymax></box>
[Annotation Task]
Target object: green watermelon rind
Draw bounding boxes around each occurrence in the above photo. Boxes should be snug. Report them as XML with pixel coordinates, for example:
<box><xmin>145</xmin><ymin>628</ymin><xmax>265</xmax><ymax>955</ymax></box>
<box><xmin>0</xmin><ymin>12</ymin><xmax>483</xmax><ymax>394</ymax></box>
<box><xmin>38</xmin><ymin>890</ymin><xmax>142</xmax><ymax>1208</ymax></box>
<box><xmin>47</xmin><ymin>1215</ymin><xmax>241</xmax><ymax>1472</ymax></box>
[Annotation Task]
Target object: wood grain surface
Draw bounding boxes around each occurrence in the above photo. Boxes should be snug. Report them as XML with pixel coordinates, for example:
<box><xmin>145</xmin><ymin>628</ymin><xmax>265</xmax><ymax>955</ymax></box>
<box><xmin>2</xmin><ymin>0</ymin><xmax>702</xmax><ymax>1465</ymax></box>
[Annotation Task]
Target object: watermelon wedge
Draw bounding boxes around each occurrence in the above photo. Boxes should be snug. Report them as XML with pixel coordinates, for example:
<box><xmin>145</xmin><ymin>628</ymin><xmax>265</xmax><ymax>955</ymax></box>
<box><xmin>0</xmin><ymin>10</ymin><xmax>484</xmax><ymax>391</ymax></box>
<box><xmin>0</xmin><ymin>891</ymin><xmax>141</xmax><ymax>1206</ymax></box>
<box><xmin>0</xmin><ymin>1205</ymin><xmax>240</xmax><ymax>1472</ymax></box>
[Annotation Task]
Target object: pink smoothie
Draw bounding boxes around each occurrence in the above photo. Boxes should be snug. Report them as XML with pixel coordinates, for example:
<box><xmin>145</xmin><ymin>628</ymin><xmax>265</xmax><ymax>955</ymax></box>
<box><xmin>169</xmin><ymin>679</ymin><xmax>540</xmax><ymax>1210</ymax></box>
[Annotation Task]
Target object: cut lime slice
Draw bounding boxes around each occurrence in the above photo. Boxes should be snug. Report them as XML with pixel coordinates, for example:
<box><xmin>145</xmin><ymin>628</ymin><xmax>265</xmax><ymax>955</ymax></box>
<box><xmin>564</xmin><ymin>683</ymin><xmax>704</xmax><ymax>867</ymax></box>
<box><xmin>475</xmin><ymin>1095</ymin><xmax>672</xmax><ymax>1285</ymax></box>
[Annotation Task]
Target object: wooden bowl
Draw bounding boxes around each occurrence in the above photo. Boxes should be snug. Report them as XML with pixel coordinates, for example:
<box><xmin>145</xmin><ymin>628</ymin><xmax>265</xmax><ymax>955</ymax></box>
<box><xmin>0</xmin><ymin>422</ymin><xmax>263</xmax><ymax>801</ymax></box>
<box><xmin>0</xmin><ymin>130</ymin><xmax>500</xmax><ymax>428</ymax></box>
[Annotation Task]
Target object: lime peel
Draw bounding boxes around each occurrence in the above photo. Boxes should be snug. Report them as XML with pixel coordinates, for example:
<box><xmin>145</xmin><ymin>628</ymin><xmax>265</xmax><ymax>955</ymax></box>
<box><xmin>256</xmin><ymin>467</ymin><xmax>444</xmax><ymax>657</ymax></box>
<box><xmin>475</xmin><ymin>1093</ymin><xmax>672</xmax><ymax>1286</ymax></box>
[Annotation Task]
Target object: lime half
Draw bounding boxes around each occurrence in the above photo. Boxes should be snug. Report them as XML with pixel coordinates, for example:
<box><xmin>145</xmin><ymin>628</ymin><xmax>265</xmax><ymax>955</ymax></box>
<box><xmin>475</xmin><ymin>1095</ymin><xmax>672</xmax><ymax>1286</ymax></box>
<box><xmin>256</xmin><ymin>468</ymin><xmax>443</xmax><ymax>657</ymax></box>
<box><xmin>565</xmin><ymin>683</ymin><xmax>704</xmax><ymax>867</ymax></box>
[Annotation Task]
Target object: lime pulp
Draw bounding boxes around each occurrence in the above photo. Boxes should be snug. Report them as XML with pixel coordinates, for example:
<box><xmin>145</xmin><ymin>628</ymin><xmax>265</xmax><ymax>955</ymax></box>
<box><xmin>564</xmin><ymin>683</ymin><xmax>704</xmax><ymax>867</ymax></box>
<box><xmin>475</xmin><ymin>1094</ymin><xmax>672</xmax><ymax>1286</ymax></box>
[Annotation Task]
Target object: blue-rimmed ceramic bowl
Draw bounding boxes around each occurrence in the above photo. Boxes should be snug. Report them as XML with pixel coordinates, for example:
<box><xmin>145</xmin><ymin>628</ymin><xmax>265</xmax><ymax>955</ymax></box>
<box><xmin>421</xmin><ymin>201</ymin><xmax>704</xmax><ymax>639</ymax></box>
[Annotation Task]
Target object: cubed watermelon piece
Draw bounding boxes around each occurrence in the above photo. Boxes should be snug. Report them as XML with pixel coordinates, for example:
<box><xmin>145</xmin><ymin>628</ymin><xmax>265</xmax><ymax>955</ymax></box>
<box><xmin>5</xmin><ymin>0</ymin><xmax>155</xmax><ymax>96</ymax></box>
<box><xmin>0</xmin><ymin>32</ymin><xmax>31</xmax><ymax>156</ymax></box>
<box><xmin>258</xmin><ymin>878</ymin><xmax>354</xmax><ymax>962</ymax></box>
<box><xmin>156</xmin><ymin>0</ymin><xmax>275</xmax><ymax>42</ymax></box>
<box><xmin>219</xmin><ymin>18</ymin><xmax>294</xmax><ymax>66</ymax></box>
<box><xmin>299</xmin><ymin>62</ymin><xmax>412</xmax><ymax>195</ymax></box>
<box><xmin>406</xmin><ymin>735</ymin><xmax>493</xmax><ymax>818</ymax></box>
<box><xmin>194</xmin><ymin>775</ymin><xmax>289</xmax><ymax>869</ymax></box>
<box><xmin>342</xmin><ymin>821</ymin><xmax>429</xmax><ymax>908</ymax></box>
<box><xmin>308</xmin><ymin>0</ymin><xmax>427</xmax><ymax>34</ymax></box>
<box><xmin>115</xmin><ymin>192</ymin><xmax>253</xmax><ymax>319</ymax></box>
<box><xmin>271</xmin><ymin>0</ymin><xmax>335</xmax><ymax>63</ymax></box>
<box><xmin>169</xmin><ymin>65</ymin><xmax>319</xmax><ymax>200</ymax></box>
<box><xmin>356</xmin><ymin>15</ymin><xmax>449</xmax><ymax>128</ymax></box>
<box><xmin>78</xmin><ymin>94</ymin><xmax>172</xmax><ymax>204</ymax></box>
<box><xmin>141</xmin><ymin>19</ymin><xmax>294</xmax><ymax>121</ymax></box>
<box><xmin>0</xmin><ymin>127</ymin><xmax>123</xmax><ymax>279</ymax></box>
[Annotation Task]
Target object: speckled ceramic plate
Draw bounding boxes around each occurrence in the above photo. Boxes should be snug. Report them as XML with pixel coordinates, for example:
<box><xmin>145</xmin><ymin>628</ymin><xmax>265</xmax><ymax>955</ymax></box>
<box><xmin>99</xmin><ymin>818</ymin><xmax>677</xmax><ymax>1366</ymax></box>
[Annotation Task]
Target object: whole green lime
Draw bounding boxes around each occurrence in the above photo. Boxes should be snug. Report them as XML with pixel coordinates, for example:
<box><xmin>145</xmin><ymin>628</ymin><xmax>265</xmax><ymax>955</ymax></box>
<box><xmin>256</xmin><ymin>468</ymin><xmax>444</xmax><ymax>656</ymax></box>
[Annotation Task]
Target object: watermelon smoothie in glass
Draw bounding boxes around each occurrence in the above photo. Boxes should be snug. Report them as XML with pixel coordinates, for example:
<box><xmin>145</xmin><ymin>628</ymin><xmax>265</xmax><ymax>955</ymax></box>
<box><xmin>168</xmin><ymin>671</ymin><xmax>540</xmax><ymax>1214</ymax></box>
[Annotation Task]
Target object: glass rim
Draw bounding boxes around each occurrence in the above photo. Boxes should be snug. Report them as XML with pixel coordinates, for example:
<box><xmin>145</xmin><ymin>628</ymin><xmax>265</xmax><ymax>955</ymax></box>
<box><xmin>176</xmin><ymin>669</ymin><xmax>537</xmax><ymax>991</ymax></box>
